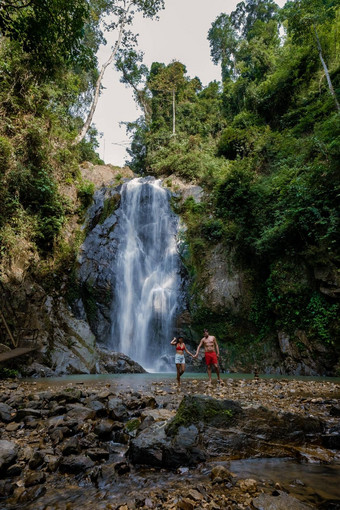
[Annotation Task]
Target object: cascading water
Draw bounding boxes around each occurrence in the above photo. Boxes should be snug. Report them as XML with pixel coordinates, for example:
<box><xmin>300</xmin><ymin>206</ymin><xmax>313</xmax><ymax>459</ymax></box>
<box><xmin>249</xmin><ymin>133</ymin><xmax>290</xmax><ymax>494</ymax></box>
<box><xmin>109</xmin><ymin>177</ymin><xmax>182</xmax><ymax>371</ymax></box>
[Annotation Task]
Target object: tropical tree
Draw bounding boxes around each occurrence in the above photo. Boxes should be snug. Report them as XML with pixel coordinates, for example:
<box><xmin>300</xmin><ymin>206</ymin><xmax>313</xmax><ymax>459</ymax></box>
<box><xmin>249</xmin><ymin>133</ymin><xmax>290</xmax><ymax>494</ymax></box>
<box><xmin>148</xmin><ymin>60</ymin><xmax>187</xmax><ymax>135</ymax></box>
<box><xmin>208</xmin><ymin>13</ymin><xmax>238</xmax><ymax>81</ymax></box>
<box><xmin>230</xmin><ymin>0</ymin><xmax>279</xmax><ymax>39</ymax></box>
<box><xmin>283</xmin><ymin>0</ymin><xmax>340</xmax><ymax>111</ymax></box>
<box><xmin>74</xmin><ymin>0</ymin><xmax>164</xmax><ymax>144</ymax></box>
<box><xmin>0</xmin><ymin>0</ymin><xmax>96</xmax><ymax>75</ymax></box>
<box><xmin>115</xmin><ymin>48</ymin><xmax>152</xmax><ymax>123</ymax></box>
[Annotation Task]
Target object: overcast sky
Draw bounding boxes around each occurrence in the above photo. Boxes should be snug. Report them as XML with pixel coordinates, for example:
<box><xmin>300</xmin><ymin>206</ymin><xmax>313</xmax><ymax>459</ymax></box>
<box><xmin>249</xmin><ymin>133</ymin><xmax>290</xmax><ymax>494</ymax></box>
<box><xmin>92</xmin><ymin>0</ymin><xmax>284</xmax><ymax>166</ymax></box>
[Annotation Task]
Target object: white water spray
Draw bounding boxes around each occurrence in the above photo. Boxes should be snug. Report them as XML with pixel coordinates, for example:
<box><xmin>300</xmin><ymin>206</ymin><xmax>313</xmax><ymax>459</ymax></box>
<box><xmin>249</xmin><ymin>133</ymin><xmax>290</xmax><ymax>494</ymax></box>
<box><xmin>109</xmin><ymin>178</ymin><xmax>182</xmax><ymax>371</ymax></box>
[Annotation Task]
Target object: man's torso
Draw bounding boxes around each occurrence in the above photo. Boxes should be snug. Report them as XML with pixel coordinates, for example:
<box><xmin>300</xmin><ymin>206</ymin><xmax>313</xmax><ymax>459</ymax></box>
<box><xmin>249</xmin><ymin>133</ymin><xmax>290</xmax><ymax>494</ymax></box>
<box><xmin>203</xmin><ymin>335</ymin><xmax>216</xmax><ymax>352</ymax></box>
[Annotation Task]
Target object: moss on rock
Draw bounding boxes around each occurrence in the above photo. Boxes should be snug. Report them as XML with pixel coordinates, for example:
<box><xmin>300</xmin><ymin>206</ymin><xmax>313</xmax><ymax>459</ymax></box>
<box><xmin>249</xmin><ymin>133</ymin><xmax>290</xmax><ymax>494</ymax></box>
<box><xmin>166</xmin><ymin>395</ymin><xmax>242</xmax><ymax>436</ymax></box>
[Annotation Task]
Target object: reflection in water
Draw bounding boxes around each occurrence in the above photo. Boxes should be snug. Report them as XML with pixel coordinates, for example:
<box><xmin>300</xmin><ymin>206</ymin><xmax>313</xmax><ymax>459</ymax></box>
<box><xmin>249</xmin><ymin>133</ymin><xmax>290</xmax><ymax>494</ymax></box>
<box><xmin>230</xmin><ymin>458</ymin><xmax>340</xmax><ymax>505</ymax></box>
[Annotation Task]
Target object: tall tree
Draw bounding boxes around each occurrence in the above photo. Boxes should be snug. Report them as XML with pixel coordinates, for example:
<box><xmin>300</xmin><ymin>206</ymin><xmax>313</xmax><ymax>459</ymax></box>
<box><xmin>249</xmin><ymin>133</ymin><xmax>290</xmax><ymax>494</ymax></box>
<box><xmin>115</xmin><ymin>48</ymin><xmax>152</xmax><ymax>123</ymax></box>
<box><xmin>284</xmin><ymin>0</ymin><xmax>340</xmax><ymax>111</ymax></box>
<box><xmin>231</xmin><ymin>0</ymin><xmax>279</xmax><ymax>39</ymax></box>
<box><xmin>73</xmin><ymin>0</ymin><xmax>164</xmax><ymax>145</ymax></box>
<box><xmin>148</xmin><ymin>61</ymin><xmax>187</xmax><ymax>135</ymax></box>
<box><xmin>208</xmin><ymin>13</ymin><xmax>238</xmax><ymax>81</ymax></box>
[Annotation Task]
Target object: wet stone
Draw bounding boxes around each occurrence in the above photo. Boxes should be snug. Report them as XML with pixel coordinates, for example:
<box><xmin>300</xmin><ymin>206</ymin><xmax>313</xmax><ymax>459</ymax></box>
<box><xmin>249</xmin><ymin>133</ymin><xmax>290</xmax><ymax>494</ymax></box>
<box><xmin>0</xmin><ymin>440</ymin><xmax>18</xmax><ymax>473</ymax></box>
<box><xmin>0</xmin><ymin>403</ymin><xmax>14</xmax><ymax>423</ymax></box>
<box><xmin>61</xmin><ymin>436</ymin><xmax>81</xmax><ymax>456</ymax></box>
<box><xmin>24</xmin><ymin>471</ymin><xmax>46</xmax><ymax>487</ymax></box>
<box><xmin>65</xmin><ymin>405</ymin><xmax>95</xmax><ymax>421</ymax></box>
<box><xmin>59</xmin><ymin>454</ymin><xmax>95</xmax><ymax>474</ymax></box>
<box><xmin>7</xmin><ymin>463</ymin><xmax>22</xmax><ymax>477</ymax></box>
<box><xmin>87</xmin><ymin>400</ymin><xmax>107</xmax><ymax>417</ymax></box>
<box><xmin>211</xmin><ymin>465</ymin><xmax>233</xmax><ymax>482</ymax></box>
<box><xmin>15</xmin><ymin>408</ymin><xmax>42</xmax><ymax>421</ymax></box>
<box><xmin>5</xmin><ymin>423</ymin><xmax>20</xmax><ymax>432</ymax></box>
<box><xmin>28</xmin><ymin>450</ymin><xmax>45</xmax><ymax>469</ymax></box>
<box><xmin>252</xmin><ymin>490</ymin><xmax>314</xmax><ymax>509</ymax></box>
<box><xmin>86</xmin><ymin>448</ymin><xmax>110</xmax><ymax>461</ymax></box>
<box><xmin>177</xmin><ymin>497</ymin><xmax>196</xmax><ymax>510</ymax></box>
<box><xmin>94</xmin><ymin>419</ymin><xmax>115</xmax><ymax>439</ymax></box>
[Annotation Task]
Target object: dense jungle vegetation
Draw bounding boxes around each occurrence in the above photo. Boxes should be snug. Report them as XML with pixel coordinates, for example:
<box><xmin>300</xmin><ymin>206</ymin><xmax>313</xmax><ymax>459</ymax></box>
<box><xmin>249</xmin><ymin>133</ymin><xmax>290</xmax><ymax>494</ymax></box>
<box><xmin>124</xmin><ymin>0</ymin><xmax>340</xmax><ymax>358</ymax></box>
<box><xmin>0</xmin><ymin>0</ymin><xmax>339</xmax><ymax>368</ymax></box>
<box><xmin>0</xmin><ymin>0</ymin><xmax>163</xmax><ymax>279</ymax></box>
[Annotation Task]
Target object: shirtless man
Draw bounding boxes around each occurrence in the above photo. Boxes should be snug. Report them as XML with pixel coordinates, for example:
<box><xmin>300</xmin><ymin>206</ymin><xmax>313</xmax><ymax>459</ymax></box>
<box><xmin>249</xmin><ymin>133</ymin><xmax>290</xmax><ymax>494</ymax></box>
<box><xmin>194</xmin><ymin>329</ymin><xmax>223</xmax><ymax>385</ymax></box>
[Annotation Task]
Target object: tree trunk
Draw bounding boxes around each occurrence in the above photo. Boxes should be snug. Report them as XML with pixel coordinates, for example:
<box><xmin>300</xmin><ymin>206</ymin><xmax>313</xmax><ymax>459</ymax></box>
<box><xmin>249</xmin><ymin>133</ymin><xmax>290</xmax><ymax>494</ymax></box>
<box><xmin>172</xmin><ymin>89</ymin><xmax>176</xmax><ymax>135</ymax></box>
<box><xmin>314</xmin><ymin>26</ymin><xmax>340</xmax><ymax>112</ymax></box>
<box><xmin>72</xmin><ymin>16</ymin><xmax>127</xmax><ymax>145</ymax></box>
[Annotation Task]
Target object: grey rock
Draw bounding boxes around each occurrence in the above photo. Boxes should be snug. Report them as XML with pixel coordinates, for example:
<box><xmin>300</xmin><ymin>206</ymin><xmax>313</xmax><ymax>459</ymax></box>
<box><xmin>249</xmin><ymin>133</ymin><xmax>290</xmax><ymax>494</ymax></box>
<box><xmin>0</xmin><ymin>440</ymin><xmax>18</xmax><ymax>473</ymax></box>
<box><xmin>128</xmin><ymin>425</ymin><xmax>168</xmax><ymax>467</ymax></box>
<box><xmin>94</xmin><ymin>419</ymin><xmax>115</xmax><ymax>439</ymax></box>
<box><xmin>0</xmin><ymin>403</ymin><xmax>14</xmax><ymax>423</ymax></box>
<box><xmin>252</xmin><ymin>490</ymin><xmax>314</xmax><ymax>509</ymax></box>
<box><xmin>15</xmin><ymin>408</ymin><xmax>42</xmax><ymax>421</ymax></box>
<box><xmin>59</xmin><ymin>454</ymin><xmax>95</xmax><ymax>474</ymax></box>
<box><xmin>65</xmin><ymin>405</ymin><xmax>95</xmax><ymax>421</ymax></box>
<box><xmin>87</xmin><ymin>399</ymin><xmax>107</xmax><ymax>416</ymax></box>
<box><xmin>86</xmin><ymin>448</ymin><xmax>110</xmax><ymax>461</ymax></box>
<box><xmin>61</xmin><ymin>436</ymin><xmax>80</xmax><ymax>456</ymax></box>
<box><xmin>108</xmin><ymin>398</ymin><xmax>127</xmax><ymax>420</ymax></box>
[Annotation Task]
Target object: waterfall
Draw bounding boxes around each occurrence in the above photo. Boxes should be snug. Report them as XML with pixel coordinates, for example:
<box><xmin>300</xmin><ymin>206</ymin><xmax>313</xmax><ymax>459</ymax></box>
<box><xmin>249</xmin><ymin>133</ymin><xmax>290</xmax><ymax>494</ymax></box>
<box><xmin>109</xmin><ymin>177</ymin><xmax>182</xmax><ymax>371</ymax></box>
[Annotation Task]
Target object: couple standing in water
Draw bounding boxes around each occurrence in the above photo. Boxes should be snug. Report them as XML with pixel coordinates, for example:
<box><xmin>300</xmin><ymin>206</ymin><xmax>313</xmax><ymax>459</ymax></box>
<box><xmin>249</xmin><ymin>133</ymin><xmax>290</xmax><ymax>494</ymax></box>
<box><xmin>171</xmin><ymin>329</ymin><xmax>223</xmax><ymax>387</ymax></box>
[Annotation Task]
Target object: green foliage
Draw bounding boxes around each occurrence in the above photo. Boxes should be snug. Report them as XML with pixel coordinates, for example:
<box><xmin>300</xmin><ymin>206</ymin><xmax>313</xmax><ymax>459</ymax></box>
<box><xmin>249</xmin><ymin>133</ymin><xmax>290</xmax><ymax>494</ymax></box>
<box><xmin>304</xmin><ymin>292</ymin><xmax>339</xmax><ymax>344</ymax></box>
<box><xmin>98</xmin><ymin>194</ymin><xmax>120</xmax><ymax>224</ymax></box>
<box><xmin>201</xmin><ymin>218</ymin><xmax>224</xmax><ymax>242</ymax></box>
<box><xmin>0</xmin><ymin>0</ymin><xmax>97</xmax><ymax>77</ymax></box>
<box><xmin>0</xmin><ymin>136</ymin><xmax>12</xmax><ymax>171</ymax></box>
<box><xmin>0</xmin><ymin>4</ymin><xmax>103</xmax><ymax>273</ymax></box>
<box><xmin>77</xmin><ymin>179</ymin><xmax>95</xmax><ymax>212</ymax></box>
<box><xmin>149</xmin><ymin>135</ymin><xmax>228</xmax><ymax>182</ymax></box>
<box><xmin>0</xmin><ymin>367</ymin><xmax>18</xmax><ymax>380</ymax></box>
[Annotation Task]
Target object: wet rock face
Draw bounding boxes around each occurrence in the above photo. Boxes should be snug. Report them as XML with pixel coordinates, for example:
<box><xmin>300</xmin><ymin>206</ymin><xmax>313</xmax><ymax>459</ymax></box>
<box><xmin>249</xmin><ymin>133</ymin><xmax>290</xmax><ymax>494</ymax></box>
<box><xmin>75</xmin><ymin>186</ymin><xmax>122</xmax><ymax>342</ymax></box>
<box><xmin>0</xmin><ymin>279</ymin><xmax>98</xmax><ymax>377</ymax></box>
<box><xmin>201</xmin><ymin>244</ymin><xmax>252</xmax><ymax>314</ymax></box>
<box><xmin>277</xmin><ymin>329</ymin><xmax>336</xmax><ymax>376</ymax></box>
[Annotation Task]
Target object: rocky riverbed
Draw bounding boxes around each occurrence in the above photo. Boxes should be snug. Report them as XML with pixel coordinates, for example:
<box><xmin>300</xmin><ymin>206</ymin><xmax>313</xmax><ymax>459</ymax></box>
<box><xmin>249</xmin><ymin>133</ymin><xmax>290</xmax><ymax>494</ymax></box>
<box><xmin>0</xmin><ymin>375</ymin><xmax>340</xmax><ymax>509</ymax></box>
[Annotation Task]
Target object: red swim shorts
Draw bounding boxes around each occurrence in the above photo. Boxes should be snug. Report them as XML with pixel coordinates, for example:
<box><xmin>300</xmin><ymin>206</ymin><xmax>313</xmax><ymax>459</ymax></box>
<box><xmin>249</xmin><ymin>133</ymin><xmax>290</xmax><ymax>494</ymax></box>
<box><xmin>205</xmin><ymin>352</ymin><xmax>218</xmax><ymax>365</ymax></box>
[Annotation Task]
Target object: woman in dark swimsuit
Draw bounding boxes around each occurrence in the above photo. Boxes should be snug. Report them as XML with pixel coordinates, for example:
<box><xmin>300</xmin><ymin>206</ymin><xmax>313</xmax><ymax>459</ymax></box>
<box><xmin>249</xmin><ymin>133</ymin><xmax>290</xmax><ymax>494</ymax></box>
<box><xmin>170</xmin><ymin>336</ymin><xmax>193</xmax><ymax>388</ymax></box>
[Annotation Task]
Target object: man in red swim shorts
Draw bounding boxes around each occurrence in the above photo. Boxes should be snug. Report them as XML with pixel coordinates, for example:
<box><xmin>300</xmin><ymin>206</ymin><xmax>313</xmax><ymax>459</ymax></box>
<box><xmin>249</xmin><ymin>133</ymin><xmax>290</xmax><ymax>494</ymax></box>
<box><xmin>193</xmin><ymin>329</ymin><xmax>223</xmax><ymax>385</ymax></box>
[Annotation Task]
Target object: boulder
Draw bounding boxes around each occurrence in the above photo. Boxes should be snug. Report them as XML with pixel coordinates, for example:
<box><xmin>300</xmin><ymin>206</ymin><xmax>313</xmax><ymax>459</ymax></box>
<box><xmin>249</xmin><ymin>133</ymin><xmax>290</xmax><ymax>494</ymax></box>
<box><xmin>98</xmin><ymin>349</ymin><xmax>146</xmax><ymax>374</ymax></box>
<box><xmin>0</xmin><ymin>403</ymin><xmax>14</xmax><ymax>423</ymax></box>
<box><xmin>165</xmin><ymin>395</ymin><xmax>243</xmax><ymax>435</ymax></box>
<box><xmin>0</xmin><ymin>441</ymin><xmax>18</xmax><ymax>474</ymax></box>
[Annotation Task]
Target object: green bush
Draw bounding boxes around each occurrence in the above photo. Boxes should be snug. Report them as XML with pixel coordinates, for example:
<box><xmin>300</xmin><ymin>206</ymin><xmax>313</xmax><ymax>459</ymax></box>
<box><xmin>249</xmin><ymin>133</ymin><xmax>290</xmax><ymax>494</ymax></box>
<box><xmin>304</xmin><ymin>292</ymin><xmax>339</xmax><ymax>345</ymax></box>
<box><xmin>0</xmin><ymin>136</ymin><xmax>12</xmax><ymax>172</ymax></box>
<box><xmin>76</xmin><ymin>179</ymin><xmax>95</xmax><ymax>211</ymax></box>
<box><xmin>217</xmin><ymin>126</ymin><xmax>249</xmax><ymax>160</ymax></box>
